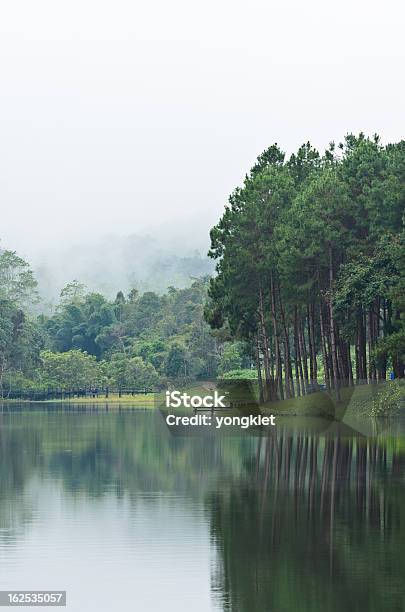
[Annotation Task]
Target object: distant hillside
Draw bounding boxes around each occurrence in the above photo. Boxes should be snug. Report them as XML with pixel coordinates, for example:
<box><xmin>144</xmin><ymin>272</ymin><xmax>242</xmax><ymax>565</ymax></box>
<box><xmin>33</xmin><ymin>234</ymin><xmax>214</xmax><ymax>306</ymax></box>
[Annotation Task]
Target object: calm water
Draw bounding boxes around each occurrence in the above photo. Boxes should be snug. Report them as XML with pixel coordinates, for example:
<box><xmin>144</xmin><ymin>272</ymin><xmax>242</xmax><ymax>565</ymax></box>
<box><xmin>0</xmin><ymin>406</ymin><xmax>404</xmax><ymax>612</ymax></box>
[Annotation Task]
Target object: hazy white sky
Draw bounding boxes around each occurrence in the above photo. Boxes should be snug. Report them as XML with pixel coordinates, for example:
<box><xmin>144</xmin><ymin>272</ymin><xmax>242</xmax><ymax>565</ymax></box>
<box><xmin>1</xmin><ymin>0</ymin><xmax>404</xmax><ymax>258</ymax></box>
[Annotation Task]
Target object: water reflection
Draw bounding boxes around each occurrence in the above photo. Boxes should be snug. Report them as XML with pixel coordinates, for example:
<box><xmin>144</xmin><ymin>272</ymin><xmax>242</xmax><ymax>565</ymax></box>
<box><xmin>0</xmin><ymin>407</ymin><xmax>404</xmax><ymax>612</ymax></box>
<box><xmin>209</xmin><ymin>432</ymin><xmax>405</xmax><ymax>612</ymax></box>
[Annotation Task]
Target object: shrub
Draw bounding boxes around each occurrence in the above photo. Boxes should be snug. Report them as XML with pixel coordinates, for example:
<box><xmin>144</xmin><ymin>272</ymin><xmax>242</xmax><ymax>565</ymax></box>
<box><xmin>370</xmin><ymin>381</ymin><xmax>404</xmax><ymax>417</ymax></box>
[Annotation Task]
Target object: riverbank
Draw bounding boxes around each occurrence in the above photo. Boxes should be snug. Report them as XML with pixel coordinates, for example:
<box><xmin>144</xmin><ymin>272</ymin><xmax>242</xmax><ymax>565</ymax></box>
<box><xmin>0</xmin><ymin>393</ymin><xmax>156</xmax><ymax>407</ymax></box>
<box><xmin>261</xmin><ymin>382</ymin><xmax>404</xmax><ymax>418</ymax></box>
<box><xmin>1</xmin><ymin>382</ymin><xmax>403</xmax><ymax>416</ymax></box>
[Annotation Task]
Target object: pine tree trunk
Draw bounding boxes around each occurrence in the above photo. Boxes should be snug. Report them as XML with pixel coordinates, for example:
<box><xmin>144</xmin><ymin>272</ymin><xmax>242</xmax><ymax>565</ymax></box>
<box><xmin>355</xmin><ymin>340</ymin><xmax>360</xmax><ymax>383</ymax></box>
<box><xmin>294</xmin><ymin>307</ymin><xmax>303</xmax><ymax>396</ymax></box>
<box><xmin>328</xmin><ymin>243</ymin><xmax>341</xmax><ymax>401</ymax></box>
<box><xmin>337</xmin><ymin>329</ymin><xmax>346</xmax><ymax>383</ymax></box>
<box><xmin>319</xmin><ymin>303</ymin><xmax>331</xmax><ymax>391</ymax></box>
<box><xmin>310</xmin><ymin>302</ymin><xmax>318</xmax><ymax>388</ymax></box>
<box><xmin>258</xmin><ymin>285</ymin><xmax>272</xmax><ymax>400</ymax></box>
<box><xmin>368</xmin><ymin>308</ymin><xmax>376</xmax><ymax>383</ymax></box>
<box><xmin>380</xmin><ymin>299</ymin><xmax>387</xmax><ymax>380</ymax></box>
<box><xmin>347</xmin><ymin>342</ymin><xmax>354</xmax><ymax>386</ymax></box>
<box><xmin>299</xmin><ymin>318</ymin><xmax>309</xmax><ymax>394</ymax></box>
<box><xmin>278</xmin><ymin>286</ymin><xmax>294</xmax><ymax>398</ymax></box>
<box><xmin>270</xmin><ymin>271</ymin><xmax>284</xmax><ymax>400</ymax></box>
<box><xmin>393</xmin><ymin>308</ymin><xmax>405</xmax><ymax>378</ymax></box>
<box><xmin>357</xmin><ymin>307</ymin><xmax>367</xmax><ymax>383</ymax></box>
<box><xmin>308</xmin><ymin>302</ymin><xmax>318</xmax><ymax>387</ymax></box>
<box><xmin>255</xmin><ymin>335</ymin><xmax>264</xmax><ymax>404</ymax></box>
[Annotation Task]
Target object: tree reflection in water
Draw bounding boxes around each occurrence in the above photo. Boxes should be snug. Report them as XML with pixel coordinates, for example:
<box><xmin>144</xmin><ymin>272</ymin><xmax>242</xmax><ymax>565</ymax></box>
<box><xmin>0</xmin><ymin>408</ymin><xmax>404</xmax><ymax>612</ymax></box>
<box><xmin>208</xmin><ymin>431</ymin><xmax>405</xmax><ymax>612</ymax></box>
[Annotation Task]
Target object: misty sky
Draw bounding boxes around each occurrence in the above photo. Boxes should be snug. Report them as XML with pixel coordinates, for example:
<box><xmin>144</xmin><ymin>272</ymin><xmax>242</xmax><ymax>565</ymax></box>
<box><xmin>1</xmin><ymin>0</ymin><xmax>404</xmax><ymax>261</ymax></box>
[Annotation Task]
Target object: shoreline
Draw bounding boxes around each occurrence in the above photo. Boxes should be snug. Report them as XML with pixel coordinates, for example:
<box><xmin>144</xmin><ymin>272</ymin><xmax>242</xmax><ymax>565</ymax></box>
<box><xmin>1</xmin><ymin>382</ymin><xmax>403</xmax><ymax>417</ymax></box>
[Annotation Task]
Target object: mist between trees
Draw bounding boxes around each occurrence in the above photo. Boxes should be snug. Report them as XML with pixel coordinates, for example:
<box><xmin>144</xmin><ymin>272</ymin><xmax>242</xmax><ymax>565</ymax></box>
<box><xmin>0</xmin><ymin>133</ymin><xmax>403</xmax><ymax>409</ymax></box>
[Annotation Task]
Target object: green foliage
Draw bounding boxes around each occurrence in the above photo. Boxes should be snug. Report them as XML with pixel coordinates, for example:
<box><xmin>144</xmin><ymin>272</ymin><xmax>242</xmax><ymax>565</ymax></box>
<box><xmin>0</xmin><ymin>250</ymin><xmax>38</xmax><ymax>307</ymax></box>
<box><xmin>164</xmin><ymin>343</ymin><xmax>191</xmax><ymax>379</ymax></box>
<box><xmin>40</xmin><ymin>350</ymin><xmax>105</xmax><ymax>388</ymax></box>
<box><xmin>44</xmin><ymin>289</ymin><xmax>116</xmax><ymax>358</ymax></box>
<box><xmin>0</xmin><ymin>254</ymin><xmax>44</xmax><ymax>394</ymax></box>
<box><xmin>205</xmin><ymin>134</ymin><xmax>405</xmax><ymax>401</ymax></box>
<box><xmin>218</xmin><ymin>342</ymin><xmax>246</xmax><ymax>375</ymax></box>
<box><xmin>370</xmin><ymin>381</ymin><xmax>404</xmax><ymax>417</ymax></box>
<box><xmin>59</xmin><ymin>280</ymin><xmax>87</xmax><ymax>306</ymax></box>
<box><xmin>2</xmin><ymin>133</ymin><xmax>404</xmax><ymax>397</ymax></box>
<box><xmin>40</xmin><ymin>277</ymin><xmax>219</xmax><ymax>384</ymax></box>
<box><xmin>220</xmin><ymin>368</ymin><xmax>258</xmax><ymax>380</ymax></box>
<box><xmin>106</xmin><ymin>353</ymin><xmax>159</xmax><ymax>389</ymax></box>
<box><xmin>0</xmin><ymin>263</ymin><xmax>221</xmax><ymax>391</ymax></box>
<box><xmin>0</xmin><ymin>249</ymin><xmax>42</xmax><ymax>393</ymax></box>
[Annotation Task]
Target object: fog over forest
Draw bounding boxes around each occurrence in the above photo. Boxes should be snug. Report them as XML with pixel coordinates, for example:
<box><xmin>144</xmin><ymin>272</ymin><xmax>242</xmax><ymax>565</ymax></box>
<box><xmin>1</xmin><ymin>0</ymin><xmax>403</xmax><ymax>309</ymax></box>
<box><xmin>31</xmin><ymin>231</ymin><xmax>214</xmax><ymax>306</ymax></box>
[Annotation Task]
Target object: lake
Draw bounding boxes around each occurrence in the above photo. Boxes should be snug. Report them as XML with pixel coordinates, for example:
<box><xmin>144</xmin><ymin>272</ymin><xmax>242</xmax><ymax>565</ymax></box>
<box><xmin>0</xmin><ymin>406</ymin><xmax>404</xmax><ymax>611</ymax></box>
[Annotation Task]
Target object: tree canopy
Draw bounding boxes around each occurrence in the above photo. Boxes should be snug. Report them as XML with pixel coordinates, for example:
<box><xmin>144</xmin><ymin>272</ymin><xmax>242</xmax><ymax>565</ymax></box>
<box><xmin>205</xmin><ymin>134</ymin><xmax>405</xmax><ymax>402</ymax></box>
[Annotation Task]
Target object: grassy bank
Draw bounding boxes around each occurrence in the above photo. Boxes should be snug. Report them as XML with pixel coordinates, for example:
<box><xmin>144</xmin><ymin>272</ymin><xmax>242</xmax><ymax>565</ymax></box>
<box><xmin>1</xmin><ymin>393</ymin><xmax>156</xmax><ymax>407</ymax></box>
<box><xmin>261</xmin><ymin>382</ymin><xmax>404</xmax><ymax>418</ymax></box>
<box><xmin>2</xmin><ymin>381</ymin><xmax>403</xmax><ymax>416</ymax></box>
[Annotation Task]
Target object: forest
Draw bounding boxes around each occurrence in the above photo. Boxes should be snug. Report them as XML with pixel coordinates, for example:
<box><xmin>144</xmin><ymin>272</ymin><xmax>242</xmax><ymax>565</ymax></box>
<box><xmin>0</xmin><ymin>256</ymin><xmax>224</xmax><ymax>394</ymax></box>
<box><xmin>0</xmin><ymin>133</ymin><xmax>404</xmax><ymax>408</ymax></box>
<box><xmin>205</xmin><ymin>134</ymin><xmax>404</xmax><ymax>403</ymax></box>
